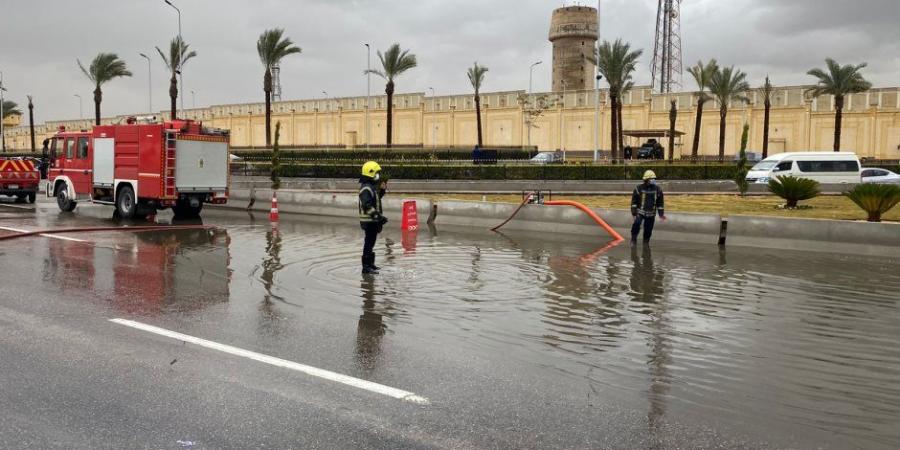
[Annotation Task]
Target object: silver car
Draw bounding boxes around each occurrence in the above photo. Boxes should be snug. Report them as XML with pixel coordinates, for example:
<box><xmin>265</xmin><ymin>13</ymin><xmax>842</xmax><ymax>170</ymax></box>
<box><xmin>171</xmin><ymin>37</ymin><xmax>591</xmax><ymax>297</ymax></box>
<box><xmin>861</xmin><ymin>168</ymin><xmax>900</xmax><ymax>184</ymax></box>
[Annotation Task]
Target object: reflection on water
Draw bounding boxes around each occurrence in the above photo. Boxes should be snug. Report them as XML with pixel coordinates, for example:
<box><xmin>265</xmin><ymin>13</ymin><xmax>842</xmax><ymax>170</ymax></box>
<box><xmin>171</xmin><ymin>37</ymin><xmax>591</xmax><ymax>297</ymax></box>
<box><xmin>219</xmin><ymin>218</ymin><xmax>900</xmax><ymax>448</ymax></box>
<box><xmin>42</xmin><ymin>228</ymin><xmax>231</xmax><ymax>315</ymax></box>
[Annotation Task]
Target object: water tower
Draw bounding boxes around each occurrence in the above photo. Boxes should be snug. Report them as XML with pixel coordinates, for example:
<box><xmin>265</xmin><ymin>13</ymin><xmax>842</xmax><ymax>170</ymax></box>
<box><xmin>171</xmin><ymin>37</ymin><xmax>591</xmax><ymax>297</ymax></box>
<box><xmin>549</xmin><ymin>5</ymin><xmax>599</xmax><ymax>92</ymax></box>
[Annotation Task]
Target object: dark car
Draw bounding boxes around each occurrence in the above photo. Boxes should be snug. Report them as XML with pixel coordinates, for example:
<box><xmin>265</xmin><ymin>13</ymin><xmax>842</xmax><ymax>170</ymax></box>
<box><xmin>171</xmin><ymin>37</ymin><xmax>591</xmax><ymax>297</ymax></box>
<box><xmin>636</xmin><ymin>140</ymin><xmax>664</xmax><ymax>160</ymax></box>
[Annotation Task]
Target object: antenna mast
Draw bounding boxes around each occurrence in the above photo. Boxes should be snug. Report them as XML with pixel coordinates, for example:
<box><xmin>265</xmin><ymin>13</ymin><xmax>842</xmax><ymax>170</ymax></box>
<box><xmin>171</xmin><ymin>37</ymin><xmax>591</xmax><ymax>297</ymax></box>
<box><xmin>651</xmin><ymin>0</ymin><xmax>683</xmax><ymax>93</ymax></box>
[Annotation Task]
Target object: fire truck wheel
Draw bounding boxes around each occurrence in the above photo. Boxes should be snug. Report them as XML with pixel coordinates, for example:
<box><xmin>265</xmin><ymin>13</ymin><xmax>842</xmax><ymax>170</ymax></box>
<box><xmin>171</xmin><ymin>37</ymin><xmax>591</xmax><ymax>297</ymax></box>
<box><xmin>116</xmin><ymin>186</ymin><xmax>137</xmax><ymax>219</ymax></box>
<box><xmin>56</xmin><ymin>183</ymin><xmax>77</xmax><ymax>212</ymax></box>
<box><xmin>174</xmin><ymin>199</ymin><xmax>203</xmax><ymax>219</ymax></box>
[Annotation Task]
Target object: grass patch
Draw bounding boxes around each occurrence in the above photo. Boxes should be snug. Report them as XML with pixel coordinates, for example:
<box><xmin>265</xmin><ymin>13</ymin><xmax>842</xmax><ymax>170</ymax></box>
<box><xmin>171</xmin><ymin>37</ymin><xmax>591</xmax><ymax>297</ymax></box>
<box><xmin>424</xmin><ymin>193</ymin><xmax>900</xmax><ymax>222</ymax></box>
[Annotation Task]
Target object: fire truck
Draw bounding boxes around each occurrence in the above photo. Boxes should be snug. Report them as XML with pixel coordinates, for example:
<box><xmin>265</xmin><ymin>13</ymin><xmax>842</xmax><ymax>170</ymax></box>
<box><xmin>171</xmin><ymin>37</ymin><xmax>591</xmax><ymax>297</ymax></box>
<box><xmin>0</xmin><ymin>157</ymin><xmax>40</xmax><ymax>203</ymax></box>
<box><xmin>47</xmin><ymin>118</ymin><xmax>229</xmax><ymax>219</ymax></box>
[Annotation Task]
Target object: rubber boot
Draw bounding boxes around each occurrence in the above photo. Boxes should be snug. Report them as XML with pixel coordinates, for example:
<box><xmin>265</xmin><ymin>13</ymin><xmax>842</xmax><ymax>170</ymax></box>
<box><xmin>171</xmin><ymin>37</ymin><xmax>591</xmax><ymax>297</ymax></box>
<box><xmin>368</xmin><ymin>254</ymin><xmax>381</xmax><ymax>271</ymax></box>
<box><xmin>362</xmin><ymin>255</ymin><xmax>379</xmax><ymax>275</ymax></box>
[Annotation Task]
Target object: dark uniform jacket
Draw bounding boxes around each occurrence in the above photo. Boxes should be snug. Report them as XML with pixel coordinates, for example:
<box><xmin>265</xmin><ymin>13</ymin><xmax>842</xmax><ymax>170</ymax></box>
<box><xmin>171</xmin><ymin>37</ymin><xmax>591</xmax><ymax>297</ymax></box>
<box><xmin>631</xmin><ymin>183</ymin><xmax>665</xmax><ymax>218</ymax></box>
<box><xmin>358</xmin><ymin>178</ymin><xmax>385</xmax><ymax>223</ymax></box>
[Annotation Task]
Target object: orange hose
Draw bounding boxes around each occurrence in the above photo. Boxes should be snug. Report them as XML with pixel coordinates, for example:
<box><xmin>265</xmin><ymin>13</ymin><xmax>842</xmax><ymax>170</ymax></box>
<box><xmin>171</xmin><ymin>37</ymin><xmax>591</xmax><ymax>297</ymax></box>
<box><xmin>544</xmin><ymin>200</ymin><xmax>624</xmax><ymax>242</ymax></box>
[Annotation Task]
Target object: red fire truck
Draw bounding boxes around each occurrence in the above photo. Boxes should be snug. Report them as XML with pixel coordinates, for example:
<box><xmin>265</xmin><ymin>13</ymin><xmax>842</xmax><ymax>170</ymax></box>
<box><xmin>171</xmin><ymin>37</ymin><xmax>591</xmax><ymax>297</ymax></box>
<box><xmin>0</xmin><ymin>157</ymin><xmax>40</xmax><ymax>203</ymax></box>
<box><xmin>47</xmin><ymin>118</ymin><xmax>229</xmax><ymax>218</ymax></box>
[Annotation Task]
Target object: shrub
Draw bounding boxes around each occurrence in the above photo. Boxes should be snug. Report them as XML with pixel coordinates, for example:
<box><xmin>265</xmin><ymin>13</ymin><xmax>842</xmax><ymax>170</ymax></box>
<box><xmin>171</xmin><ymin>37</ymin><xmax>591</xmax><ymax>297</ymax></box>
<box><xmin>735</xmin><ymin>124</ymin><xmax>750</xmax><ymax>195</ymax></box>
<box><xmin>767</xmin><ymin>176</ymin><xmax>821</xmax><ymax>208</ymax></box>
<box><xmin>844</xmin><ymin>183</ymin><xmax>900</xmax><ymax>222</ymax></box>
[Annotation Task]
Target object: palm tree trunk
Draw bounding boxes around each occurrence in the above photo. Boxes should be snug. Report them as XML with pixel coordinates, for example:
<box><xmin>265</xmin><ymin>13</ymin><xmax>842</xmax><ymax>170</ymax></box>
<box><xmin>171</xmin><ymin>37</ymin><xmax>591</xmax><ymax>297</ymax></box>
<box><xmin>668</xmin><ymin>100</ymin><xmax>676</xmax><ymax>162</ymax></box>
<box><xmin>385</xmin><ymin>80</ymin><xmax>395</xmax><ymax>148</ymax></box>
<box><xmin>763</xmin><ymin>98</ymin><xmax>771</xmax><ymax>158</ymax></box>
<box><xmin>28</xmin><ymin>101</ymin><xmax>35</xmax><ymax>153</ymax></box>
<box><xmin>264</xmin><ymin>69</ymin><xmax>272</xmax><ymax>148</ymax></box>
<box><xmin>93</xmin><ymin>87</ymin><xmax>102</xmax><ymax>126</ymax></box>
<box><xmin>718</xmin><ymin>106</ymin><xmax>728</xmax><ymax>159</ymax></box>
<box><xmin>833</xmin><ymin>95</ymin><xmax>843</xmax><ymax>152</ymax></box>
<box><xmin>691</xmin><ymin>97</ymin><xmax>704</xmax><ymax>161</ymax></box>
<box><xmin>169</xmin><ymin>73</ymin><xmax>178</xmax><ymax>121</ymax></box>
<box><xmin>474</xmin><ymin>93</ymin><xmax>483</xmax><ymax>148</ymax></box>
<box><xmin>617</xmin><ymin>102</ymin><xmax>625</xmax><ymax>151</ymax></box>
<box><xmin>610</xmin><ymin>94</ymin><xmax>619</xmax><ymax>160</ymax></box>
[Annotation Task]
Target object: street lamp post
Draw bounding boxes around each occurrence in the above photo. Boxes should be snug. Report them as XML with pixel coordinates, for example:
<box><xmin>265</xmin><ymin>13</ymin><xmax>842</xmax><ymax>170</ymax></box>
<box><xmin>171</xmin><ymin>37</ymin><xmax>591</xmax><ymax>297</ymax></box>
<box><xmin>0</xmin><ymin>71</ymin><xmax>5</xmax><ymax>152</ymax></box>
<box><xmin>364</xmin><ymin>43</ymin><xmax>370</xmax><ymax>151</ymax></box>
<box><xmin>191</xmin><ymin>90</ymin><xmax>195</xmax><ymax>109</ymax></box>
<box><xmin>527</xmin><ymin>61</ymin><xmax>542</xmax><ymax>149</ymax></box>
<box><xmin>428</xmin><ymin>87</ymin><xmax>436</xmax><ymax>149</ymax></box>
<box><xmin>139</xmin><ymin>53</ymin><xmax>152</xmax><ymax>114</ymax></box>
<box><xmin>164</xmin><ymin>0</ymin><xmax>183</xmax><ymax>117</ymax></box>
<box><xmin>74</xmin><ymin>94</ymin><xmax>83</xmax><ymax>120</ymax></box>
<box><xmin>594</xmin><ymin>74</ymin><xmax>603</xmax><ymax>162</ymax></box>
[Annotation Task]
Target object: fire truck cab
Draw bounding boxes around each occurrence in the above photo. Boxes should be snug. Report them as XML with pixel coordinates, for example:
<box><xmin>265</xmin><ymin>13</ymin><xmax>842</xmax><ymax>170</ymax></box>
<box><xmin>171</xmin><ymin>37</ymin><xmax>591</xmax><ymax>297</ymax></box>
<box><xmin>47</xmin><ymin>118</ymin><xmax>229</xmax><ymax>218</ymax></box>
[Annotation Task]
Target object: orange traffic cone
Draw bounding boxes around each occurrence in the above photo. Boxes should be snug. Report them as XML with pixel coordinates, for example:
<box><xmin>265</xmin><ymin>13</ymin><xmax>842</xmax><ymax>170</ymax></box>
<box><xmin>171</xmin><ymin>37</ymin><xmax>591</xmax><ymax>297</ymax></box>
<box><xmin>270</xmin><ymin>191</ymin><xmax>280</xmax><ymax>222</ymax></box>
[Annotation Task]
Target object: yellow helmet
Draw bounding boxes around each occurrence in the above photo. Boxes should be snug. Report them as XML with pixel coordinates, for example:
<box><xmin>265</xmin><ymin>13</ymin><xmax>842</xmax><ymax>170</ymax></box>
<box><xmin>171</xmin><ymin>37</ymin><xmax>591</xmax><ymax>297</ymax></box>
<box><xmin>643</xmin><ymin>170</ymin><xmax>657</xmax><ymax>180</ymax></box>
<box><xmin>361</xmin><ymin>161</ymin><xmax>382</xmax><ymax>179</ymax></box>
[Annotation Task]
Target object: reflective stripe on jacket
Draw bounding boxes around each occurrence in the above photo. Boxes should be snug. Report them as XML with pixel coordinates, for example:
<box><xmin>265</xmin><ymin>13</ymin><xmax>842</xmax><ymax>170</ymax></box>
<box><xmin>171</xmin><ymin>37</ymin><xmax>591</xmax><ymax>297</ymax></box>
<box><xmin>358</xmin><ymin>182</ymin><xmax>382</xmax><ymax>222</ymax></box>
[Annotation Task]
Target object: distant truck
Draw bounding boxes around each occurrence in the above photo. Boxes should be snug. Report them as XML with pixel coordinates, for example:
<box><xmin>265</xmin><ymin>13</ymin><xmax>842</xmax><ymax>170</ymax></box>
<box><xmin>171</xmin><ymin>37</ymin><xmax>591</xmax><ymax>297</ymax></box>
<box><xmin>47</xmin><ymin>118</ymin><xmax>230</xmax><ymax>218</ymax></box>
<box><xmin>0</xmin><ymin>157</ymin><xmax>40</xmax><ymax>203</ymax></box>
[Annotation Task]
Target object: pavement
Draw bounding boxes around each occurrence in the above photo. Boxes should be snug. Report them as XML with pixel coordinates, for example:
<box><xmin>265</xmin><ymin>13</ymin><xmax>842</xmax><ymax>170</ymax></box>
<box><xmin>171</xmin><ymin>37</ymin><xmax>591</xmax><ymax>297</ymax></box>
<box><xmin>1</xmin><ymin>196</ymin><xmax>897</xmax><ymax>449</ymax></box>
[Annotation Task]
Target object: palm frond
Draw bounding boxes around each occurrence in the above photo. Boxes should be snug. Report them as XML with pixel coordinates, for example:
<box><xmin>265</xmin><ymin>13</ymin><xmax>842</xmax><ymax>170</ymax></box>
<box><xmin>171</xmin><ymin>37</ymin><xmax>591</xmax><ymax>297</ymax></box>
<box><xmin>807</xmin><ymin>58</ymin><xmax>871</xmax><ymax>98</ymax></box>
<box><xmin>77</xmin><ymin>53</ymin><xmax>132</xmax><ymax>87</ymax></box>
<box><xmin>257</xmin><ymin>28</ymin><xmax>302</xmax><ymax>69</ymax></box>
<box><xmin>467</xmin><ymin>62</ymin><xmax>489</xmax><ymax>92</ymax></box>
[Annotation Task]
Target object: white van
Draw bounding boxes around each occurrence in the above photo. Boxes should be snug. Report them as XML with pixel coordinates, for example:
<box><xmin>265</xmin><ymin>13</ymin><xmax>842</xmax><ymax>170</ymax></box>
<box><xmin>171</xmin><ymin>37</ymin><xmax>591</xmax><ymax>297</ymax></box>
<box><xmin>745</xmin><ymin>152</ymin><xmax>862</xmax><ymax>184</ymax></box>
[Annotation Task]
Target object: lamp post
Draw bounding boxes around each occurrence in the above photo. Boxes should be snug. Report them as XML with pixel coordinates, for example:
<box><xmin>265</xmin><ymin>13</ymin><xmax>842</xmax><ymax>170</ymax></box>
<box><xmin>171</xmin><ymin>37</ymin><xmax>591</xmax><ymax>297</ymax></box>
<box><xmin>322</xmin><ymin>91</ymin><xmax>333</xmax><ymax>145</ymax></box>
<box><xmin>0</xmin><ymin>71</ymin><xmax>5</xmax><ymax>152</ymax></box>
<box><xmin>139</xmin><ymin>53</ymin><xmax>152</xmax><ymax>114</ymax></box>
<box><xmin>428</xmin><ymin>88</ymin><xmax>437</xmax><ymax>149</ymax></box>
<box><xmin>364</xmin><ymin>43</ymin><xmax>370</xmax><ymax>151</ymax></box>
<box><xmin>594</xmin><ymin>74</ymin><xmax>603</xmax><ymax>162</ymax></box>
<box><xmin>164</xmin><ymin>0</ymin><xmax>183</xmax><ymax>117</ymax></box>
<box><xmin>527</xmin><ymin>61</ymin><xmax>542</xmax><ymax>149</ymax></box>
<box><xmin>74</xmin><ymin>94</ymin><xmax>83</xmax><ymax>120</ymax></box>
<box><xmin>191</xmin><ymin>90</ymin><xmax>195</xmax><ymax>109</ymax></box>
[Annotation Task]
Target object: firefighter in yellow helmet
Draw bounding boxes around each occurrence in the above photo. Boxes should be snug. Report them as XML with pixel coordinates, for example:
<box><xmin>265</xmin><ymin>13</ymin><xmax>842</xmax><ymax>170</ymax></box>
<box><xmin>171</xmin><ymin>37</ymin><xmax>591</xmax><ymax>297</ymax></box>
<box><xmin>359</xmin><ymin>161</ymin><xmax>388</xmax><ymax>274</ymax></box>
<box><xmin>630</xmin><ymin>170</ymin><xmax>666</xmax><ymax>244</ymax></box>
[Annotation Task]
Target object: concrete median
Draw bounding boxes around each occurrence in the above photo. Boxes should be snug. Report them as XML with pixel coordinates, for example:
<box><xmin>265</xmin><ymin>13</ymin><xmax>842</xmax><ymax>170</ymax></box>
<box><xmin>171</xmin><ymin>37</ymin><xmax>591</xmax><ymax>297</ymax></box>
<box><xmin>726</xmin><ymin>215</ymin><xmax>900</xmax><ymax>257</ymax></box>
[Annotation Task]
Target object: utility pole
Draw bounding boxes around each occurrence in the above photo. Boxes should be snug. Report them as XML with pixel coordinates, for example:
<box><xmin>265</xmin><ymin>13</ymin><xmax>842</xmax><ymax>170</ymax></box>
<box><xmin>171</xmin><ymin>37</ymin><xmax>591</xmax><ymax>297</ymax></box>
<box><xmin>364</xmin><ymin>43</ymin><xmax>370</xmax><ymax>151</ymax></box>
<box><xmin>429</xmin><ymin>87</ymin><xmax>436</xmax><ymax>149</ymax></box>
<box><xmin>139</xmin><ymin>53</ymin><xmax>152</xmax><ymax>114</ymax></box>
<box><xmin>527</xmin><ymin>61</ymin><xmax>542</xmax><ymax>149</ymax></box>
<box><xmin>594</xmin><ymin>75</ymin><xmax>603</xmax><ymax>162</ymax></box>
<box><xmin>0</xmin><ymin>71</ymin><xmax>5</xmax><ymax>152</ymax></box>
<box><xmin>164</xmin><ymin>0</ymin><xmax>184</xmax><ymax>116</ymax></box>
<box><xmin>74</xmin><ymin>94</ymin><xmax>83</xmax><ymax>120</ymax></box>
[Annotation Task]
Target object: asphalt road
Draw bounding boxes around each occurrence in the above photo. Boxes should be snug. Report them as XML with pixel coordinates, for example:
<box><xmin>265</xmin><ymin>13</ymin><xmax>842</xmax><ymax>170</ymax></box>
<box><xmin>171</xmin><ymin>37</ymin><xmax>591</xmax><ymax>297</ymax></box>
<box><xmin>1</xmin><ymin>197</ymin><xmax>896</xmax><ymax>449</ymax></box>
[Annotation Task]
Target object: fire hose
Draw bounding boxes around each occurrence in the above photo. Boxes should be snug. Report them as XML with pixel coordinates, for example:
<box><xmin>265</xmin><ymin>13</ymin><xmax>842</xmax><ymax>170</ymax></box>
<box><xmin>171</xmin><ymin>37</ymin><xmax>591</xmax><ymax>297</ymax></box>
<box><xmin>0</xmin><ymin>225</ymin><xmax>216</xmax><ymax>242</ymax></box>
<box><xmin>491</xmin><ymin>193</ymin><xmax>624</xmax><ymax>242</ymax></box>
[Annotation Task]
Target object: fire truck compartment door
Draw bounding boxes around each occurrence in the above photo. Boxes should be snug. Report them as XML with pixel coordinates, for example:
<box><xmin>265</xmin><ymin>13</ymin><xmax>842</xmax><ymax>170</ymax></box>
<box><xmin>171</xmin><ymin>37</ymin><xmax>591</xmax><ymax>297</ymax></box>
<box><xmin>175</xmin><ymin>140</ymin><xmax>228</xmax><ymax>192</ymax></box>
<box><xmin>93</xmin><ymin>138</ymin><xmax>115</xmax><ymax>186</ymax></box>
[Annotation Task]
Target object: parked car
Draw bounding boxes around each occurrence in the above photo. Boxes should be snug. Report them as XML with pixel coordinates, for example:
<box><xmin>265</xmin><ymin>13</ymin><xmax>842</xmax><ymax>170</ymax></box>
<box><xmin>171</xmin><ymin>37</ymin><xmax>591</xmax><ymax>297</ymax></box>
<box><xmin>635</xmin><ymin>140</ymin><xmax>664</xmax><ymax>159</ymax></box>
<box><xmin>745</xmin><ymin>152</ymin><xmax>861</xmax><ymax>184</ymax></box>
<box><xmin>861</xmin><ymin>168</ymin><xmax>900</xmax><ymax>184</ymax></box>
<box><xmin>530</xmin><ymin>151</ymin><xmax>563</xmax><ymax>164</ymax></box>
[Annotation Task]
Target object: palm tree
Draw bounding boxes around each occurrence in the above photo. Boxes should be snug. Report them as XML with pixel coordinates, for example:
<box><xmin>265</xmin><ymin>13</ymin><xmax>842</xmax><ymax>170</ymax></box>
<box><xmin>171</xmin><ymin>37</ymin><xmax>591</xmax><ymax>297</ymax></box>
<box><xmin>618</xmin><ymin>79</ymin><xmax>634</xmax><ymax>151</ymax></box>
<box><xmin>257</xmin><ymin>28</ymin><xmax>302</xmax><ymax>148</ymax></box>
<box><xmin>27</xmin><ymin>95</ymin><xmax>35</xmax><ymax>152</ymax></box>
<box><xmin>807</xmin><ymin>58</ymin><xmax>871</xmax><ymax>152</ymax></box>
<box><xmin>77</xmin><ymin>53</ymin><xmax>132</xmax><ymax>125</ymax></box>
<box><xmin>366</xmin><ymin>43</ymin><xmax>417</xmax><ymax>148</ymax></box>
<box><xmin>668</xmin><ymin>99</ymin><xmax>677</xmax><ymax>162</ymax></box>
<box><xmin>686</xmin><ymin>59</ymin><xmax>718</xmax><ymax>160</ymax></box>
<box><xmin>708</xmin><ymin>65</ymin><xmax>750</xmax><ymax>159</ymax></box>
<box><xmin>467</xmin><ymin>62</ymin><xmax>489</xmax><ymax>148</ymax></box>
<box><xmin>156</xmin><ymin>36</ymin><xmax>197</xmax><ymax>120</ymax></box>
<box><xmin>596</xmin><ymin>39</ymin><xmax>642</xmax><ymax>160</ymax></box>
<box><xmin>761</xmin><ymin>76</ymin><xmax>774</xmax><ymax>158</ymax></box>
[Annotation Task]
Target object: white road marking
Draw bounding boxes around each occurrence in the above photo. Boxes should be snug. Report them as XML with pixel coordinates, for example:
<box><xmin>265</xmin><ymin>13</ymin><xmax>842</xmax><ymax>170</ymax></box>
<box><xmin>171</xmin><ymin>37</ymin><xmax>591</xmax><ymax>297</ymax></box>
<box><xmin>0</xmin><ymin>203</ymin><xmax>35</xmax><ymax>210</ymax></box>
<box><xmin>0</xmin><ymin>226</ymin><xmax>88</xmax><ymax>243</ymax></box>
<box><xmin>109</xmin><ymin>318</ymin><xmax>430</xmax><ymax>405</ymax></box>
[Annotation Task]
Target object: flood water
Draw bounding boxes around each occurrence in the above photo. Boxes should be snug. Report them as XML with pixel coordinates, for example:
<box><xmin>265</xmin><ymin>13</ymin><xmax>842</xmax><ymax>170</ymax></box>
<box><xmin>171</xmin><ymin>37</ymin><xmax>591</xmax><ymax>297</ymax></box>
<box><xmin>4</xmin><ymin>203</ymin><xmax>900</xmax><ymax>448</ymax></box>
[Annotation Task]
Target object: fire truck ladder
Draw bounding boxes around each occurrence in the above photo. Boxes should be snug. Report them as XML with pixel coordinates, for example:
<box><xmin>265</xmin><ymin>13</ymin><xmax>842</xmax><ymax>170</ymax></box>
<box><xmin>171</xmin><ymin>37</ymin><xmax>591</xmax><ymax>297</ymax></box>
<box><xmin>163</xmin><ymin>131</ymin><xmax>177</xmax><ymax>199</ymax></box>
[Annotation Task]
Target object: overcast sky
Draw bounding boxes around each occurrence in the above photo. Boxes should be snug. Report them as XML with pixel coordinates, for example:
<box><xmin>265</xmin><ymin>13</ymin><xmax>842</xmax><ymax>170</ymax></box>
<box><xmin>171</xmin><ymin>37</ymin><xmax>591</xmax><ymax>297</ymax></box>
<box><xmin>1</xmin><ymin>0</ymin><xmax>897</xmax><ymax>124</ymax></box>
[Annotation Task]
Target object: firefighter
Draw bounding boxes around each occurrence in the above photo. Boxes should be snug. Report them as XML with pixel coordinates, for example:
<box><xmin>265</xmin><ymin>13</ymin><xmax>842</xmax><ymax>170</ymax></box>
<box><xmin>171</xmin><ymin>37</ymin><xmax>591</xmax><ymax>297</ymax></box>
<box><xmin>359</xmin><ymin>161</ymin><xmax>388</xmax><ymax>274</ymax></box>
<box><xmin>630</xmin><ymin>170</ymin><xmax>666</xmax><ymax>244</ymax></box>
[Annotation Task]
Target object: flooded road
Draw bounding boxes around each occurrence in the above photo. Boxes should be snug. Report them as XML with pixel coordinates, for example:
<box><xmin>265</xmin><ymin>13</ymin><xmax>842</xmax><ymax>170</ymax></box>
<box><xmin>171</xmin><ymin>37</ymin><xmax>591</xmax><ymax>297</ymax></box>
<box><xmin>2</xmin><ymin>199</ymin><xmax>899</xmax><ymax>448</ymax></box>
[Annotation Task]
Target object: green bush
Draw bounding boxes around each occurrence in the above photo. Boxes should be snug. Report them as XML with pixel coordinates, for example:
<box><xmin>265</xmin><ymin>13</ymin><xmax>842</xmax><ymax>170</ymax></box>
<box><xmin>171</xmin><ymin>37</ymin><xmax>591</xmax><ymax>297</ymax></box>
<box><xmin>235</xmin><ymin>163</ymin><xmax>740</xmax><ymax>181</ymax></box>
<box><xmin>767</xmin><ymin>175</ymin><xmax>821</xmax><ymax>208</ymax></box>
<box><xmin>844</xmin><ymin>183</ymin><xmax>900</xmax><ymax>222</ymax></box>
<box><xmin>232</xmin><ymin>148</ymin><xmax>538</xmax><ymax>162</ymax></box>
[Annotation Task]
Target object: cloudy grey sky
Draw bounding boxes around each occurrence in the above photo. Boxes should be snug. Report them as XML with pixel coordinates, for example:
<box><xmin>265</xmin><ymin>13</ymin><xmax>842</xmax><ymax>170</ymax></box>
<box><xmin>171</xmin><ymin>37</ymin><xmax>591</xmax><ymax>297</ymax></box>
<box><xmin>1</xmin><ymin>0</ymin><xmax>897</xmax><ymax>124</ymax></box>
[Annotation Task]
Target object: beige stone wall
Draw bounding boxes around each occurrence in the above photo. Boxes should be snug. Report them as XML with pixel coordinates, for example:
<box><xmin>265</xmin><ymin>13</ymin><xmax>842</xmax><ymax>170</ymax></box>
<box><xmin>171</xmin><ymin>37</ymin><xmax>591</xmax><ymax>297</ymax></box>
<box><xmin>5</xmin><ymin>86</ymin><xmax>900</xmax><ymax>160</ymax></box>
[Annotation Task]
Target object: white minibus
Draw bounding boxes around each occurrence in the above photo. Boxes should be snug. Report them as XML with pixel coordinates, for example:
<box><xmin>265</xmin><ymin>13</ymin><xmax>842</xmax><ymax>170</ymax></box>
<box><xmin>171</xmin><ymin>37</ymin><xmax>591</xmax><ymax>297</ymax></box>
<box><xmin>745</xmin><ymin>152</ymin><xmax>862</xmax><ymax>184</ymax></box>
